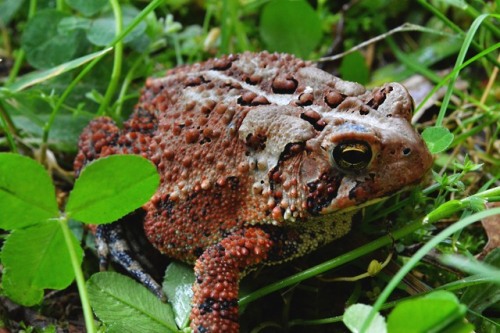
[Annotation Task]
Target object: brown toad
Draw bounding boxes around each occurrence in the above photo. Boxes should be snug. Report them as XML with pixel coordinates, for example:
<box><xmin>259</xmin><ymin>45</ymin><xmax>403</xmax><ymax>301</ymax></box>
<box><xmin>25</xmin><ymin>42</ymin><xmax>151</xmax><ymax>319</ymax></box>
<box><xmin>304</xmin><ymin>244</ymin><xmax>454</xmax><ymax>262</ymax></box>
<box><xmin>74</xmin><ymin>51</ymin><xmax>432</xmax><ymax>333</ymax></box>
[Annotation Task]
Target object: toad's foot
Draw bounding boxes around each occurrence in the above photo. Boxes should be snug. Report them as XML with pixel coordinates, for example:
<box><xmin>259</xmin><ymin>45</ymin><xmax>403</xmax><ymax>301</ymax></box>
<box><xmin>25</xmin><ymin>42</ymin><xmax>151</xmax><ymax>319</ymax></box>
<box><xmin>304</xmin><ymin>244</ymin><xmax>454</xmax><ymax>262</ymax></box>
<box><xmin>96</xmin><ymin>223</ymin><xmax>165</xmax><ymax>300</ymax></box>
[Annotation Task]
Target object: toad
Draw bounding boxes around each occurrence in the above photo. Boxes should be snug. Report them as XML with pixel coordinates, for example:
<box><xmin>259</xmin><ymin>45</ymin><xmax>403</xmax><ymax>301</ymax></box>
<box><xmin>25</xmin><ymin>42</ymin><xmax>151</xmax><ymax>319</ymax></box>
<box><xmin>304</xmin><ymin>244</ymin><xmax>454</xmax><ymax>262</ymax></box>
<box><xmin>74</xmin><ymin>51</ymin><xmax>433</xmax><ymax>333</ymax></box>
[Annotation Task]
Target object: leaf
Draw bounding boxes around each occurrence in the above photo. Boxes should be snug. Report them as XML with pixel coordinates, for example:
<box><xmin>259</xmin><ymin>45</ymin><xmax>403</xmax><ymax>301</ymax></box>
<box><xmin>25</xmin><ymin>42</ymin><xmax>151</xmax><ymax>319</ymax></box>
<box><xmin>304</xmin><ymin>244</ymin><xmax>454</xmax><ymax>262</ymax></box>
<box><xmin>0</xmin><ymin>0</ymin><xmax>25</xmax><ymax>25</ymax></box>
<box><xmin>479</xmin><ymin>202</ymin><xmax>500</xmax><ymax>257</ymax></box>
<box><xmin>86</xmin><ymin>6</ymin><xmax>147</xmax><ymax>46</ymax></box>
<box><xmin>1</xmin><ymin>91</ymin><xmax>96</xmax><ymax>152</ymax></box>
<box><xmin>441</xmin><ymin>321</ymin><xmax>475</xmax><ymax>333</ymax></box>
<box><xmin>387</xmin><ymin>291</ymin><xmax>470</xmax><ymax>333</ymax></box>
<box><xmin>1</xmin><ymin>222</ymin><xmax>83</xmax><ymax>306</ymax></box>
<box><xmin>2</xmin><ymin>274</ymin><xmax>44</xmax><ymax>307</ymax></box>
<box><xmin>0</xmin><ymin>153</ymin><xmax>58</xmax><ymax>229</ymax></box>
<box><xmin>459</xmin><ymin>249</ymin><xmax>500</xmax><ymax>316</ymax></box>
<box><xmin>21</xmin><ymin>9</ymin><xmax>86</xmax><ymax>69</ymax></box>
<box><xmin>87</xmin><ymin>272</ymin><xmax>178</xmax><ymax>333</ymax></box>
<box><xmin>441</xmin><ymin>254</ymin><xmax>500</xmax><ymax>283</ymax></box>
<box><xmin>343</xmin><ymin>304</ymin><xmax>387</xmax><ymax>333</ymax></box>
<box><xmin>8</xmin><ymin>47</ymin><xmax>112</xmax><ymax>92</ymax></box>
<box><xmin>443</xmin><ymin>0</ymin><xmax>468</xmax><ymax>9</ymax></box>
<box><xmin>424</xmin><ymin>290</ymin><xmax>462</xmax><ymax>303</ymax></box>
<box><xmin>40</xmin><ymin>112</ymin><xmax>96</xmax><ymax>152</ymax></box>
<box><xmin>260</xmin><ymin>0</ymin><xmax>322</xmax><ymax>58</ymax></box>
<box><xmin>65</xmin><ymin>0</ymin><xmax>108</xmax><ymax>16</ymax></box>
<box><xmin>339</xmin><ymin>51</ymin><xmax>370</xmax><ymax>85</ymax></box>
<box><xmin>58</xmin><ymin>16</ymin><xmax>92</xmax><ymax>34</ymax></box>
<box><xmin>66</xmin><ymin>155</ymin><xmax>160</xmax><ymax>224</ymax></box>
<box><xmin>422</xmin><ymin>126</ymin><xmax>454</xmax><ymax>154</ymax></box>
<box><xmin>163</xmin><ymin>262</ymin><xmax>195</xmax><ymax>329</ymax></box>
<box><xmin>434</xmin><ymin>14</ymin><xmax>489</xmax><ymax>127</ymax></box>
<box><xmin>423</xmin><ymin>199</ymin><xmax>465</xmax><ymax>224</ymax></box>
<box><xmin>372</xmin><ymin>39</ymin><xmax>462</xmax><ymax>84</ymax></box>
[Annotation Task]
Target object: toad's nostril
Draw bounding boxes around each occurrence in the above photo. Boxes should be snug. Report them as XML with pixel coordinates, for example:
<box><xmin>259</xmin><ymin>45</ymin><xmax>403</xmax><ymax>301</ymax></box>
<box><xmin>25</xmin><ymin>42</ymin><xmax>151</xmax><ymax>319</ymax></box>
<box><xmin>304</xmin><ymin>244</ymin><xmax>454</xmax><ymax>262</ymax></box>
<box><xmin>403</xmin><ymin>147</ymin><xmax>412</xmax><ymax>156</ymax></box>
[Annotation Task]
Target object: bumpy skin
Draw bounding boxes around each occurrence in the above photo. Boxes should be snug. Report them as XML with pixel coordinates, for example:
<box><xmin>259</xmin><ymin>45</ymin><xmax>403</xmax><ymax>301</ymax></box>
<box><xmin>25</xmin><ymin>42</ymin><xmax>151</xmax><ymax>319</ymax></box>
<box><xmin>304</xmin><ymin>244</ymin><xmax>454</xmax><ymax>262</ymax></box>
<box><xmin>74</xmin><ymin>51</ymin><xmax>432</xmax><ymax>332</ymax></box>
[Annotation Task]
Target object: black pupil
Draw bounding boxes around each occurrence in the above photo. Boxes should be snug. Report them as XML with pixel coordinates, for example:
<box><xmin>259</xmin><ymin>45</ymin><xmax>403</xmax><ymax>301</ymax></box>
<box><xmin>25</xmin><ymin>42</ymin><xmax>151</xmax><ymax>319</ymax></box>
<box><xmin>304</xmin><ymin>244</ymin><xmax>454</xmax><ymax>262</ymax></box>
<box><xmin>333</xmin><ymin>142</ymin><xmax>372</xmax><ymax>171</ymax></box>
<box><xmin>343</xmin><ymin>149</ymin><xmax>366</xmax><ymax>164</ymax></box>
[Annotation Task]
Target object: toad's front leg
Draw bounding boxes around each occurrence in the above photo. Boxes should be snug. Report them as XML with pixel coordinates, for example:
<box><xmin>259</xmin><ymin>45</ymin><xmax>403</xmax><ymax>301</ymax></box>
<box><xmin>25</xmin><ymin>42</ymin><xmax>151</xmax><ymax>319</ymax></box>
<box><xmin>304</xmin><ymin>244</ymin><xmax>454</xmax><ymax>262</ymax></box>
<box><xmin>191</xmin><ymin>228</ymin><xmax>273</xmax><ymax>333</ymax></box>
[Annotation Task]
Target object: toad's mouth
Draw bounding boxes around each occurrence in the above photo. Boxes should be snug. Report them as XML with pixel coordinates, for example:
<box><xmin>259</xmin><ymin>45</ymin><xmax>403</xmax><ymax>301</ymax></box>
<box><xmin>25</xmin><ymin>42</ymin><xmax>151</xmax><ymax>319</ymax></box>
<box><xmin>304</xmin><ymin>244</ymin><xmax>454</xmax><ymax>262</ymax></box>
<box><xmin>320</xmin><ymin>196</ymin><xmax>387</xmax><ymax>215</ymax></box>
<box><xmin>319</xmin><ymin>182</ymin><xmax>426</xmax><ymax>216</ymax></box>
<box><xmin>317</xmin><ymin>164</ymin><xmax>433</xmax><ymax>216</ymax></box>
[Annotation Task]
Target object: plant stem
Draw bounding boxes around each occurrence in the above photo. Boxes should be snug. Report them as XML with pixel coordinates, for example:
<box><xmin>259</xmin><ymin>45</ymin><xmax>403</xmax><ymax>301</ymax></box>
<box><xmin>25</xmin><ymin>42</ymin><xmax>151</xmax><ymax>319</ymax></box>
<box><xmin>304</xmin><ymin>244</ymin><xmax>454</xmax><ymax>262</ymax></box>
<box><xmin>289</xmin><ymin>273</ymin><xmax>491</xmax><ymax>328</ymax></box>
<box><xmin>39</xmin><ymin>0</ymin><xmax>164</xmax><ymax>161</ymax></box>
<box><xmin>435</xmin><ymin>14</ymin><xmax>490</xmax><ymax>127</ymax></box>
<box><xmin>219</xmin><ymin>0</ymin><xmax>234</xmax><ymax>54</ymax></box>
<box><xmin>240</xmin><ymin>187</ymin><xmax>500</xmax><ymax>307</ymax></box>
<box><xmin>56</xmin><ymin>0</ymin><xmax>64</xmax><ymax>11</ymax></box>
<box><xmin>6</xmin><ymin>0</ymin><xmax>37</xmax><ymax>85</ymax></box>
<box><xmin>239</xmin><ymin>219</ymin><xmax>423</xmax><ymax>306</ymax></box>
<box><xmin>360</xmin><ymin>207</ymin><xmax>500</xmax><ymax>333</ymax></box>
<box><xmin>463</xmin><ymin>4</ymin><xmax>500</xmax><ymax>38</ymax></box>
<box><xmin>413</xmin><ymin>42</ymin><xmax>500</xmax><ymax>116</ymax></box>
<box><xmin>417</xmin><ymin>0</ymin><xmax>500</xmax><ymax>68</ymax></box>
<box><xmin>98</xmin><ymin>0</ymin><xmax>124</xmax><ymax>117</ymax></box>
<box><xmin>0</xmin><ymin>104</ymin><xmax>17</xmax><ymax>152</ymax></box>
<box><xmin>57</xmin><ymin>216</ymin><xmax>96</xmax><ymax>333</ymax></box>
<box><xmin>114</xmin><ymin>55</ymin><xmax>144</xmax><ymax>118</ymax></box>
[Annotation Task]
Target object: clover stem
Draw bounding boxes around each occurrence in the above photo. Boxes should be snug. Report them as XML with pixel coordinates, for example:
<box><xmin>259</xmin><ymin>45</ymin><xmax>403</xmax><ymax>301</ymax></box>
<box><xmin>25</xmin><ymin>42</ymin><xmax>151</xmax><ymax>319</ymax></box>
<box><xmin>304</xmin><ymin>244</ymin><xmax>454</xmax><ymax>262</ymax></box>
<box><xmin>57</xmin><ymin>216</ymin><xmax>96</xmax><ymax>333</ymax></box>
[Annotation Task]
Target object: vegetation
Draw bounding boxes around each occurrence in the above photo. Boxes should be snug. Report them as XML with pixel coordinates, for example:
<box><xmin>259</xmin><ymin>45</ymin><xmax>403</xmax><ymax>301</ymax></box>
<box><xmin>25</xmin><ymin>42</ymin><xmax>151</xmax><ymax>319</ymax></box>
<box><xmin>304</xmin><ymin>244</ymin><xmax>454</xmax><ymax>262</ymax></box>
<box><xmin>0</xmin><ymin>0</ymin><xmax>499</xmax><ymax>332</ymax></box>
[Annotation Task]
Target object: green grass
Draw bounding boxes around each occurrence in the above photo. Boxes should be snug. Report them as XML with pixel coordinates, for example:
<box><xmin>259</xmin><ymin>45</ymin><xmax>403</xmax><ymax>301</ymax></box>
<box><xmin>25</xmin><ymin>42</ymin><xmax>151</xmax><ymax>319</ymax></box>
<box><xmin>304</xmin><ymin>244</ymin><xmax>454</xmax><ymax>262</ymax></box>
<box><xmin>0</xmin><ymin>0</ymin><xmax>499</xmax><ymax>332</ymax></box>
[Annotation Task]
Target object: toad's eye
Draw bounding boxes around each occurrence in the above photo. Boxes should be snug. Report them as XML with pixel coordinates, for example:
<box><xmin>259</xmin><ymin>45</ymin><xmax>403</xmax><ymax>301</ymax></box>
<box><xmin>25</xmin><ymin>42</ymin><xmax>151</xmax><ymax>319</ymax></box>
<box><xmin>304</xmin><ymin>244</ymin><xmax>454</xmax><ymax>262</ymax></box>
<box><xmin>333</xmin><ymin>141</ymin><xmax>372</xmax><ymax>171</ymax></box>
